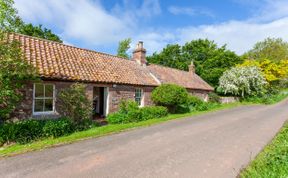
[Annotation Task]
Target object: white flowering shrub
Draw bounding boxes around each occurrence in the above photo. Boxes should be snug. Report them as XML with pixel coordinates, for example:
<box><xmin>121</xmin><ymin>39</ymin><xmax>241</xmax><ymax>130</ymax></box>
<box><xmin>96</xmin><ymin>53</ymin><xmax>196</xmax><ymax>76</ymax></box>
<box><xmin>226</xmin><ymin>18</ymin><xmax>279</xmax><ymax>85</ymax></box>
<box><xmin>218</xmin><ymin>66</ymin><xmax>267</xmax><ymax>97</ymax></box>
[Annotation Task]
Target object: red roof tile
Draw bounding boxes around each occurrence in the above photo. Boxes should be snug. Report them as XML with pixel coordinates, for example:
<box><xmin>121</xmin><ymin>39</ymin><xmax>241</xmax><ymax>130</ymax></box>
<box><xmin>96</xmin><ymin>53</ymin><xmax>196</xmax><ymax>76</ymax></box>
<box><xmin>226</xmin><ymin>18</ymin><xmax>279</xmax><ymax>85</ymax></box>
<box><xmin>7</xmin><ymin>33</ymin><xmax>213</xmax><ymax>91</ymax></box>
<box><xmin>148</xmin><ymin>64</ymin><xmax>213</xmax><ymax>91</ymax></box>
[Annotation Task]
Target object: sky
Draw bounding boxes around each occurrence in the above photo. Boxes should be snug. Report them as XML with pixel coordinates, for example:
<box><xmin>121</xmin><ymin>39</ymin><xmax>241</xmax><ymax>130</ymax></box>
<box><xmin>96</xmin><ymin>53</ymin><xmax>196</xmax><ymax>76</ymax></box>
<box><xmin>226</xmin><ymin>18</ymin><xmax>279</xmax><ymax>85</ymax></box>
<box><xmin>14</xmin><ymin>0</ymin><xmax>288</xmax><ymax>56</ymax></box>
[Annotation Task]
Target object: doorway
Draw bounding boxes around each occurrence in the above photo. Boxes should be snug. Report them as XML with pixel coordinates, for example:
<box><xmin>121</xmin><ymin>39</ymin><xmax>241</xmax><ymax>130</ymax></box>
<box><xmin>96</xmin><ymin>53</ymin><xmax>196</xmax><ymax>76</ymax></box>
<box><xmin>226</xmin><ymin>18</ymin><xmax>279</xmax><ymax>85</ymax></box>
<box><xmin>93</xmin><ymin>87</ymin><xmax>109</xmax><ymax>118</ymax></box>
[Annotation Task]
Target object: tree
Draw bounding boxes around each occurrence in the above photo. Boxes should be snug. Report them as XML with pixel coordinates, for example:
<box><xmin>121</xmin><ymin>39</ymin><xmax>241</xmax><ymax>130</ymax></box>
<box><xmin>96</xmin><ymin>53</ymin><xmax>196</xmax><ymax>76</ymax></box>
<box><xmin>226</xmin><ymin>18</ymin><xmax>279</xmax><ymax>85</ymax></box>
<box><xmin>0</xmin><ymin>0</ymin><xmax>23</xmax><ymax>32</ymax></box>
<box><xmin>19</xmin><ymin>24</ymin><xmax>62</xmax><ymax>43</ymax></box>
<box><xmin>244</xmin><ymin>38</ymin><xmax>288</xmax><ymax>63</ymax></box>
<box><xmin>117</xmin><ymin>38</ymin><xmax>131</xmax><ymax>59</ymax></box>
<box><xmin>58</xmin><ymin>83</ymin><xmax>92</xmax><ymax>124</ymax></box>
<box><xmin>0</xmin><ymin>31</ymin><xmax>37</xmax><ymax>119</ymax></box>
<box><xmin>0</xmin><ymin>0</ymin><xmax>62</xmax><ymax>42</ymax></box>
<box><xmin>218</xmin><ymin>66</ymin><xmax>267</xmax><ymax>97</ymax></box>
<box><xmin>239</xmin><ymin>59</ymin><xmax>288</xmax><ymax>84</ymax></box>
<box><xmin>147</xmin><ymin>39</ymin><xmax>242</xmax><ymax>87</ymax></box>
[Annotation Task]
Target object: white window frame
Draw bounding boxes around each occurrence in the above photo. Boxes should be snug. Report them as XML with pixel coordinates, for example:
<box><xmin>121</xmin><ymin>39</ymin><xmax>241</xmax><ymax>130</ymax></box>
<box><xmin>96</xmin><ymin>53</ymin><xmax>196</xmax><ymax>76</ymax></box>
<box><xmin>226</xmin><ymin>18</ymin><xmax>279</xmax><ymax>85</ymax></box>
<box><xmin>135</xmin><ymin>88</ymin><xmax>144</xmax><ymax>107</ymax></box>
<box><xmin>33</xmin><ymin>83</ymin><xmax>56</xmax><ymax>115</ymax></box>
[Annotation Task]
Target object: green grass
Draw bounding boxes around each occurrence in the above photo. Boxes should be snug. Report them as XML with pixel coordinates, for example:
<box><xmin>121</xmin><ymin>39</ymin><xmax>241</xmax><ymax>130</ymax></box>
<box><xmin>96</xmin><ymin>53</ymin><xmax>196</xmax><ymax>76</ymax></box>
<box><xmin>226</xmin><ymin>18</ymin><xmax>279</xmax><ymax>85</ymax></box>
<box><xmin>0</xmin><ymin>102</ymin><xmax>243</xmax><ymax>157</ymax></box>
<box><xmin>240</xmin><ymin>122</ymin><xmax>288</xmax><ymax>178</ymax></box>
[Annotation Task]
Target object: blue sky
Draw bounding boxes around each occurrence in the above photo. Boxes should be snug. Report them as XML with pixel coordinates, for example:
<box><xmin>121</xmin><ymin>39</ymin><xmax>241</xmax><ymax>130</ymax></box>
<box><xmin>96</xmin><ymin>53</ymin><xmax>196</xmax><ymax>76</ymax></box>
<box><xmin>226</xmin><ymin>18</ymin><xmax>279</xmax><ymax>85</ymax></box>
<box><xmin>14</xmin><ymin>0</ymin><xmax>288</xmax><ymax>55</ymax></box>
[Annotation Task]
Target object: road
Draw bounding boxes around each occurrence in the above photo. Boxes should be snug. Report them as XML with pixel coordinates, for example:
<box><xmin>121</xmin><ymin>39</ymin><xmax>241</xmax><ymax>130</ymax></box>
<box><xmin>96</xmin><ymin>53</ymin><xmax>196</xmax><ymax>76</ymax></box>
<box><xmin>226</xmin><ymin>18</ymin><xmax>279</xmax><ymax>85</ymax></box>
<box><xmin>1</xmin><ymin>99</ymin><xmax>288</xmax><ymax>178</ymax></box>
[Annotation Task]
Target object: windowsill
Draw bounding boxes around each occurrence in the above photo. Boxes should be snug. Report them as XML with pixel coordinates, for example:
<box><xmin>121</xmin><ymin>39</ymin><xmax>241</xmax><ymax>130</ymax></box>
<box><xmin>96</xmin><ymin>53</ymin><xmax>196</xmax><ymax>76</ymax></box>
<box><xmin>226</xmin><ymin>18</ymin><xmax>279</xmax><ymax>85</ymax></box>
<box><xmin>33</xmin><ymin>111</ymin><xmax>57</xmax><ymax>116</ymax></box>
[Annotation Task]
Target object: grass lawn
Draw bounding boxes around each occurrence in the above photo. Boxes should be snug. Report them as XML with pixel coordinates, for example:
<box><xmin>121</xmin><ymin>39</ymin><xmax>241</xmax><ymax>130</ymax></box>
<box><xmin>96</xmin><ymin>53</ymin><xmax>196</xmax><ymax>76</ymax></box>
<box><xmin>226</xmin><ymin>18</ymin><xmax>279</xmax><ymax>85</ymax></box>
<box><xmin>240</xmin><ymin>122</ymin><xmax>288</xmax><ymax>178</ymax></box>
<box><xmin>0</xmin><ymin>102</ymin><xmax>244</xmax><ymax>157</ymax></box>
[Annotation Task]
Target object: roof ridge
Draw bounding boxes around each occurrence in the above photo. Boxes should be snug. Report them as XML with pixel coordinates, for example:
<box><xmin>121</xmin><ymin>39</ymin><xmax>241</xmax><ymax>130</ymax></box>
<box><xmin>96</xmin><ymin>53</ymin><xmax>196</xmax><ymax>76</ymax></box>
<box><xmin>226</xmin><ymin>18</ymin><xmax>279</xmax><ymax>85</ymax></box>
<box><xmin>149</xmin><ymin>63</ymin><xmax>190</xmax><ymax>73</ymax></box>
<box><xmin>11</xmin><ymin>32</ymin><xmax>130</xmax><ymax>61</ymax></box>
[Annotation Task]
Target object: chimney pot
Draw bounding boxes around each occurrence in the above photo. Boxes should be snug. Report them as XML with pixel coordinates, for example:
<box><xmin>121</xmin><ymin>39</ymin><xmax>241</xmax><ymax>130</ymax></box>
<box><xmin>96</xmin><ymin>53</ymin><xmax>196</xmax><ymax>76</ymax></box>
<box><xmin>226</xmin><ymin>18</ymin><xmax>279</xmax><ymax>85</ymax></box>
<box><xmin>132</xmin><ymin>41</ymin><xmax>147</xmax><ymax>66</ymax></box>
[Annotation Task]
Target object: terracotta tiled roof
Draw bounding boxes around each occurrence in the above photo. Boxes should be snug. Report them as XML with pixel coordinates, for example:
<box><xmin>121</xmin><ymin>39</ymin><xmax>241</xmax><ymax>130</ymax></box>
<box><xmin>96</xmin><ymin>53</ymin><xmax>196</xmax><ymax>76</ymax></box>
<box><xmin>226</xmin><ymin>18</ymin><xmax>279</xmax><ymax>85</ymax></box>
<box><xmin>8</xmin><ymin>33</ymin><xmax>158</xmax><ymax>86</ymax></box>
<box><xmin>148</xmin><ymin>64</ymin><xmax>214</xmax><ymax>91</ymax></box>
<box><xmin>7</xmin><ymin>33</ymin><xmax>213</xmax><ymax>91</ymax></box>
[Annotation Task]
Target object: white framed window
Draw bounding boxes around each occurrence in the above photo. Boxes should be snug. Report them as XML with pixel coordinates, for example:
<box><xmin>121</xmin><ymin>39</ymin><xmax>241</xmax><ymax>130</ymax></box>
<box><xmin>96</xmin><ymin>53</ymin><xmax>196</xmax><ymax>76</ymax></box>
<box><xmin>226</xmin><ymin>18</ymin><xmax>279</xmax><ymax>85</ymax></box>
<box><xmin>135</xmin><ymin>88</ymin><xmax>144</xmax><ymax>106</ymax></box>
<box><xmin>33</xmin><ymin>83</ymin><xmax>55</xmax><ymax>114</ymax></box>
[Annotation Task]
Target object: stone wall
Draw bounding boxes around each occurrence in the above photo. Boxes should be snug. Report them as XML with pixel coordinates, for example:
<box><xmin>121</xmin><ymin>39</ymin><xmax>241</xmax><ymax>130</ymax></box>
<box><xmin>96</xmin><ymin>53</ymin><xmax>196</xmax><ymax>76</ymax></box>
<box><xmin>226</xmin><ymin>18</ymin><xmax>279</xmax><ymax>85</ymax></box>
<box><xmin>13</xmin><ymin>80</ymin><xmax>154</xmax><ymax>119</ymax></box>
<box><xmin>187</xmin><ymin>89</ymin><xmax>211</xmax><ymax>101</ymax></box>
<box><xmin>12</xmin><ymin>80</ymin><xmax>213</xmax><ymax>119</ymax></box>
<box><xmin>219</xmin><ymin>97</ymin><xmax>239</xmax><ymax>104</ymax></box>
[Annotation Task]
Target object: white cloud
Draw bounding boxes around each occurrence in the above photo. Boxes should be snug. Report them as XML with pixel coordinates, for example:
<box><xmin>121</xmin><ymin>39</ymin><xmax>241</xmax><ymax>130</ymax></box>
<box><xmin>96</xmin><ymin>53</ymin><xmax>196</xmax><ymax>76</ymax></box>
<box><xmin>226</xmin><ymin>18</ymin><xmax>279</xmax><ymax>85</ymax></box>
<box><xmin>13</xmin><ymin>0</ymin><xmax>288</xmax><ymax>55</ymax></box>
<box><xmin>177</xmin><ymin>17</ymin><xmax>288</xmax><ymax>54</ymax></box>
<box><xmin>168</xmin><ymin>6</ymin><xmax>214</xmax><ymax>17</ymax></box>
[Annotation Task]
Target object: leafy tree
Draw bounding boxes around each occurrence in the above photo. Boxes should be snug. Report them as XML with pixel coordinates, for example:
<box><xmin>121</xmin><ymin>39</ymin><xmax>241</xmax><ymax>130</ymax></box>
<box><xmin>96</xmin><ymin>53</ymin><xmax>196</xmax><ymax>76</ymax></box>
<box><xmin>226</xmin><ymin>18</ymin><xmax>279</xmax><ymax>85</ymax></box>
<box><xmin>0</xmin><ymin>31</ymin><xmax>38</xmax><ymax>120</ymax></box>
<box><xmin>19</xmin><ymin>24</ymin><xmax>62</xmax><ymax>43</ymax></box>
<box><xmin>218</xmin><ymin>66</ymin><xmax>267</xmax><ymax>97</ymax></box>
<box><xmin>239</xmin><ymin>59</ymin><xmax>288</xmax><ymax>84</ymax></box>
<box><xmin>147</xmin><ymin>44</ymin><xmax>188</xmax><ymax>70</ymax></box>
<box><xmin>244</xmin><ymin>38</ymin><xmax>288</xmax><ymax>63</ymax></box>
<box><xmin>0</xmin><ymin>0</ymin><xmax>62</xmax><ymax>42</ymax></box>
<box><xmin>117</xmin><ymin>38</ymin><xmax>131</xmax><ymax>59</ymax></box>
<box><xmin>151</xmin><ymin>84</ymin><xmax>189</xmax><ymax>113</ymax></box>
<box><xmin>58</xmin><ymin>83</ymin><xmax>92</xmax><ymax>124</ymax></box>
<box><xmin>147</xmin><ymin>39</ymin><xmax>242</xmax><ymax>87</ymax></box>
<box><xmin>0</xmin><ymin>0</ymin><xmax>23</xmax><ymax>32</ymax></box>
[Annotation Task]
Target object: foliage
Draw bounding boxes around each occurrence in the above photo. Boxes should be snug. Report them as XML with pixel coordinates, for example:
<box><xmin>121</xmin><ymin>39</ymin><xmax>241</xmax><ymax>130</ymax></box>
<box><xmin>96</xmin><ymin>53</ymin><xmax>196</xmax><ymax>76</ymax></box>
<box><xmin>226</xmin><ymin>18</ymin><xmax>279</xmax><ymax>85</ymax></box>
<box><xmin>208</xmin><ymin>92</ymin><xmax>221</xmax><ymax>103</ymax></box>
<box><xmin>218</xmin><ymin>66</ymin><xmax>267</xmax><ymax>97</ymax></box>
<box><xmin>0</xmin><ymin>31</ymin><xmax>37</xmax><ymax>120</ymax></box>
<box><xmin>0</xmin><ymin>0</ymin><xmax>23</xmax><ymax>32</ymax></box>
<box><xmin>242</xmin><ymin>90</ymin><xmax>288</xmax><ymax>105</ymax></box>
<box><xmin>147</xmin><ymin>39</ymin><xmax>242</xmax><ymax>86</ymax></box>
<box><xmin>240</xmin><ymin>122</ymin><xmax>288</xmax><ymax>177</ymax></box>
<box><xmin>239</xmin><ymin>59</ymin><xmax>288</xmax><ymax>84</ymax></box>
<box><xmin>58</xmin><ymin>83</ymin><xmax>92</xmax><ymax>124</ymax></box>
<box><xmin>140</xmin><ymin>106</ymin><xmax>168</xmax><ymax>121</ymax></box>
<box><xmin>42</xmin><ymin>118</ymin><xmax>74</xmax><ymax>138</ymax></box>
<box><xmin>243</xmin><ymin>37</ymin><xmax>288</xmax><ymax>63</ymax></box>
<box><xmin>0</xmin><ymin>120</ymin><xmax>44</xmax><ymax>144</ymax></box>
<box><xmin>151</xmin><ymin>84</ymin><xmax>189</xmax><ymax>112</ymax></box>
<box><xmin>117</xmin><ymin>38</ymin><xmax>131</xmax><ymax>59</ymax></box>
<box><xmin>0</xmin><ymin>0</ymin><xmax>62</xmax><ymax>42</ymax></box>
<box><xmin>19</xmin><ymin>23</ymin><xmax>62</xmax><ymax>43</ymax></box>
<box><xmin>107</xmin><ymin>100</ymin><xmax>168</xmax><ymax>124</ymax></box>
<box><xmin>0</xmin><ymin>117</ymin><xmax>98</xmax><ymax>145</ymax></box>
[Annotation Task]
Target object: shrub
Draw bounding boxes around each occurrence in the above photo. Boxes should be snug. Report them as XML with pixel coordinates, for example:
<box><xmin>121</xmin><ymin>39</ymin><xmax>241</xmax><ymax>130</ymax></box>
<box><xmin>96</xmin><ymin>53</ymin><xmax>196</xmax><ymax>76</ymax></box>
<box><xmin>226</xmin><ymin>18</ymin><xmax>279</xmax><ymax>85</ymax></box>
<box><xmin>58</xmin><ymin>83</ymin><xmax>92</xmax><ymax>124</ymax></box>
<box><xmin>0</xmin><ymin>32</ymin><xmax>38</xmax><ymax>120</ymax></box>
<box><xmin>140</xmin><ymin>106</ymin><xmax>168</xmax><ymax>120</ymax></box>
<box><xmin>0</xmin><ymin>120</ymin><xmax>44</xmax><ymax>144</ymax></box>
<box><xmin>208</xmin><ymin>92</ymin><xmax>221</xmax><ymax>103</ymax></box>
<box><xmin>42</xmin><ymin>118</ymin><xmax>74</xmax><ymax>138</ymax></box>
<box><xmin>107</xmin><ymin>100</ymin><xmax>168</xmax><ymax>124</ymax></box>
<box><xmin>218</xmin><ymin>66</ymin><xmax>267</xmax><ymax>98</ymax></box>
<box><xmin>151</xmin><ymin>84</ymin><xmax>189</xmax><ymax>113</ymax></box>
<box><xmin>106</xmin><ymin>112</ymin><xmax>128</xmax><ymax>124</ymax></box>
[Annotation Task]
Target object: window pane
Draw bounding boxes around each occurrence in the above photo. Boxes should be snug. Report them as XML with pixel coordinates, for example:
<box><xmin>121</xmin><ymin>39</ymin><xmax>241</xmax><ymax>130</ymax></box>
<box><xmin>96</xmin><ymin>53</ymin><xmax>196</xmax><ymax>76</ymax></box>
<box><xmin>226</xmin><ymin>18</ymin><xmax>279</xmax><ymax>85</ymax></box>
<box><xmin>135</xmin><ymin>98</ymin><xmax>141</xmax><ymax>105</ymax></box>
<box><xmin>34</xmin><ymin>99</ymin><xmax>44</xmax><ymax>112</ymax></box>
<box><xmin>35</xmin><ymin>84</ymin><xmax>44</xmax><ymax>97</ymax></box>
<box><xmin>44</xmin><ymin>99</ymin><xmax>53</xmax><ymax>112</ymax></box>
<box><xmin>45</xmin><ymin>85</ymin><xmax>53</xmax><ymax>97</ymax></box>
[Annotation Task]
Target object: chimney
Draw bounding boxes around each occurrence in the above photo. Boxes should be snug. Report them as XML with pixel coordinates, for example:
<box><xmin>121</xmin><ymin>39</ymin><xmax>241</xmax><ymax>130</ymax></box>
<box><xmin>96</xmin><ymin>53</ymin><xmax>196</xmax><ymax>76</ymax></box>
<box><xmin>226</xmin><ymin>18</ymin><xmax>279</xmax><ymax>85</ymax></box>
<box><xmin>189</xmin><ymin>61</ymin><xmax>195</xmax><ymax>74</ymax></box>
<box><xmin>132</xmin><ymin>41</ymin><xmax>147</xmax><ymax>66</ymax></box>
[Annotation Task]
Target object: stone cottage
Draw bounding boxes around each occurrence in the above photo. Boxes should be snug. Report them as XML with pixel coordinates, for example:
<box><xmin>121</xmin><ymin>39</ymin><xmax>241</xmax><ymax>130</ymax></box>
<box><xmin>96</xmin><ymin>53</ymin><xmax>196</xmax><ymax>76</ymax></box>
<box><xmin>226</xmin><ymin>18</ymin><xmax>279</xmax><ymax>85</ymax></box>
<box><xmin>8</xmin><ymin>33</ymin><xmax>213</xmax><ymax>119</ymax></box>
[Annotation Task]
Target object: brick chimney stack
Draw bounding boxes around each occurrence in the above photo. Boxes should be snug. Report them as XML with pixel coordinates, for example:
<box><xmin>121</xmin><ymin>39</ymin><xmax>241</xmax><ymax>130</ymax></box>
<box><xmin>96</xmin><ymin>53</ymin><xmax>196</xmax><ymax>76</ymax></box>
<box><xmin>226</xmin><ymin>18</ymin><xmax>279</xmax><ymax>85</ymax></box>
<box><xmin>132</xmin><ymin>41</ymin><xmax>147</xmax><ymax>66</ymax></box>
<box><xmin>189</xmin><ymin>61</ymin><xmax>195</xmax><ymax>74</ymax></box>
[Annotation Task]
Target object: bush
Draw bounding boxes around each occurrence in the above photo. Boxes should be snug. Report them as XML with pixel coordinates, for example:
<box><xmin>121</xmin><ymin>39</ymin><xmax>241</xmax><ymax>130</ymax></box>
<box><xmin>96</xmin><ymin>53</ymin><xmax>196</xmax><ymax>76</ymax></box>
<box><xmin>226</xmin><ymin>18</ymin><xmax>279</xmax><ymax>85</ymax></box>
<box><xmin>42</xmin><ymin>118</ymin><xmax>74</xmax><ymax>138</ymax></box>
<box><xmin>218</xmin><ymin>66</ymin><xmax>267</xmax><ymax>98</ymax></box>
<box><xmin>140</xmin><ymin>106</ymin><xmax>168</xmax><ymax>121</ymax></box>
<box><xmin>0</xmin><ymin>120</ymin><xmax>44</xmax><ymax>144</ymax></box>
<box><xmin>208</xmin><ymin>92</ymin><xmax>221</xmax><ymax>103</ymax></box>
<box><xmin>106</xmin><ymin>112</ymin><xmax>128</xmax><ymax>124</ymax></box>
<box><xmin>58</xmin><ymin>83</ymin><xmax>92</xmax><ymax>124</ymax></box>
<box><xmin>0</xmin><ymin>117</ymin><xmax>96</xmax><ymax>145</ymax></box>
<box><xmin>151</xmin><ymin>84</ymin><xmax>189</xmax><ymax>113</ymax></box>
<box><xmin>107</xmin><ymin>100</ymin><xmax>168</xmax><ymax>124</ymax></box>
